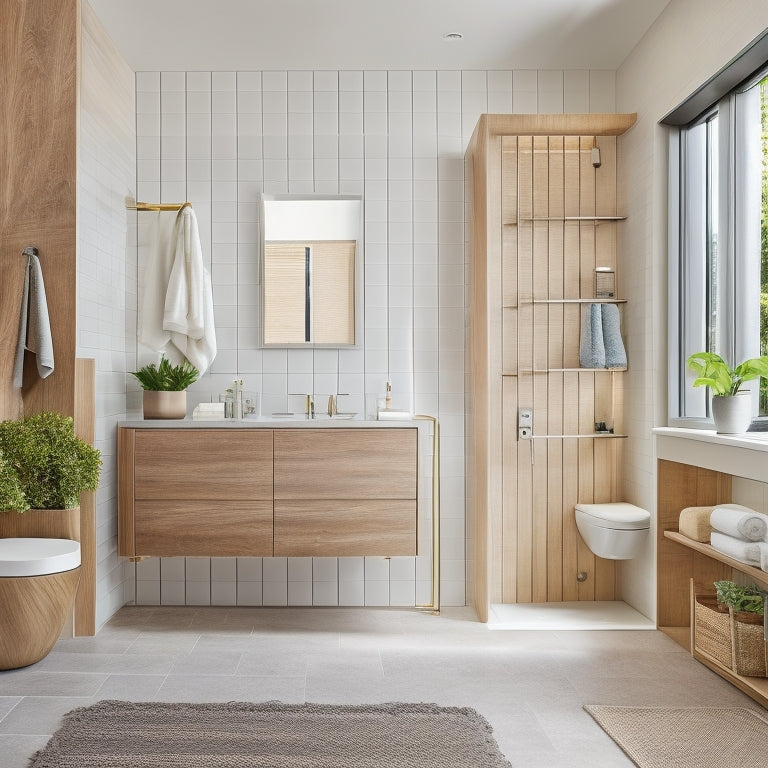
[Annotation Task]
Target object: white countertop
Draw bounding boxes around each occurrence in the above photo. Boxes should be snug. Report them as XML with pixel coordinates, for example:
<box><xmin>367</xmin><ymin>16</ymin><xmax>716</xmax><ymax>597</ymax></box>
<box><xmin>119</xmin><ymin>417</ymin><xmax>423</xmax><ymax>429</ymax></box>
<box><xmin>653</xmin><ymin>427</ymin><xmax>768</xmax><ymax>452</ymax></box>
<box><xmin>653</xmin><ymin>427</ymin><xmax>768</xmax><ymax>482</ymax></box>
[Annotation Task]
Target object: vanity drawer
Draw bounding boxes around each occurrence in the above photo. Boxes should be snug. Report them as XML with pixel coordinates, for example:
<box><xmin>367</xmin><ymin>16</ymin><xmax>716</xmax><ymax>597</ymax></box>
<box><xmin>134</xmin><ymin>500</ymin><xmax>274</xmax><ymax>557</ymax></box>
<box><xmin>274</xmin><ymin>428</ymin><xmax>417</xmax><ymax>500</ymax></box>
<box><xmin>274</xmin><ymin>500</ymin><xmax>417</xmax><ymax>556</ymax></box>
<box><xmin>134</xmin><ymin>429</ymin><xmax>273</xmax><ymax>500</ymax></box>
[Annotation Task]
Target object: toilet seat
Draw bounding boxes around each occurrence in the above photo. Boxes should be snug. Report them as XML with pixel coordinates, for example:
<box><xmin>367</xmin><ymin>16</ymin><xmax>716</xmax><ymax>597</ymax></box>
<box><xmin>575</xmin><ymin>503</ymin><xmax>650</xmax><ymax>531</ymax></box>
<box><xmin>0</xmin><ymin>538</ymin><xmax>81</xmax><ymax>577</ymax></box>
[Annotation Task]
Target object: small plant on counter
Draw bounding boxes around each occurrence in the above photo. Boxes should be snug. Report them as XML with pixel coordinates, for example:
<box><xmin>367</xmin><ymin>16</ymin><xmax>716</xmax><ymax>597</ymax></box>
<box><xmin>686</xmin><ymin>352</ymin><xmax>768</xmax><ymax>397</ymax></box>
<box><xmin>131</xmin><ymin>357</ymin><xmax>199</xmax><ymax>391</ymax></box>
<box><xmin>0</xmin><ymin>412</ymin><xmax>101</xmax><ymax>511</ymax></box>
<box><xmin>714</xmin><ymin>580</ymin><xmax>766</xmax><ymax>616</ymax></box>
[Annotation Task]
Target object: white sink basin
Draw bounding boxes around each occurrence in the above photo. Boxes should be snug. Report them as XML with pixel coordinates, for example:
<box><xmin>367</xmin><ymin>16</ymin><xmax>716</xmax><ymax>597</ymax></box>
<box><xmin>269</xmin><ymin>412</ymin><xmax>358</xmax><ymax>420</ymax></box>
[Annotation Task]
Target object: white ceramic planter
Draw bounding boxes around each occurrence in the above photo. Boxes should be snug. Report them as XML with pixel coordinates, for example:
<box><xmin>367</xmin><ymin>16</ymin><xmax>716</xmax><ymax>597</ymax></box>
<box><xmin>142</xmin><ymin>390</ymin><xmax>187</xmax><ymax>420</ymax></box>
<box><xmin>711</xmin><ymin>391</ymin><xmax>752</xmax><ymax>434</ymax></box>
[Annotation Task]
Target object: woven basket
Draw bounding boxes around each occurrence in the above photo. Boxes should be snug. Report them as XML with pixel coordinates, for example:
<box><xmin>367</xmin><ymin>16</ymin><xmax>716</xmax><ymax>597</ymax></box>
<box><xmin>730</xmin><ymin>609</ymin><xmax>767</xmax><ymax>678</ymax></box>
<box><xmin>694</xmin><ymin>596</ymin><xmax>732</xmax><ymax>669</ymax></box>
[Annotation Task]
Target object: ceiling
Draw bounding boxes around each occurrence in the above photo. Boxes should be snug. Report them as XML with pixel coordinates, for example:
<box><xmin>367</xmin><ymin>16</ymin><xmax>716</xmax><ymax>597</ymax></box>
<box><xmin>88</xmin><ymin>0</ymin><xmax>672</xmax><ymax>72</ymax></box>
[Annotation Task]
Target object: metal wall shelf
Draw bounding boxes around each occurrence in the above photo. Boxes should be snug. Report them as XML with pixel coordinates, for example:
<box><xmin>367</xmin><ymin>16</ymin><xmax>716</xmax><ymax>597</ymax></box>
<box><xmin>523</xmin><ymin>367</ymin><xmax>627</xmax><ymax>373</ymax></box>
<box><xmin>507</xmin><ymin>215</ymin><xmax>627</xmax><ymax>225</ymax></box>
<box><xmin>529</xmin><ymin>433</ymin><xmax>628</xmax><ymax>440</ymax></box>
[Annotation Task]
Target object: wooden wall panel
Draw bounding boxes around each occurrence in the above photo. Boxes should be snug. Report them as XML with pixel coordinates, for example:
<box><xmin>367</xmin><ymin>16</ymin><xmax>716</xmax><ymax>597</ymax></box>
<box><xmin>0</xmin><ymin>0</ymin><xmax>78</xmax><ymax>421</ymax></box>
<box><xmin>503</xmin><ymin>134</ymin><xmax>622</xmax><ymax>603</ymax></box>
<box><xmin>466</xmin><ymin>114</ymin><xmax>636</xmax><ymax>618</ymax></box>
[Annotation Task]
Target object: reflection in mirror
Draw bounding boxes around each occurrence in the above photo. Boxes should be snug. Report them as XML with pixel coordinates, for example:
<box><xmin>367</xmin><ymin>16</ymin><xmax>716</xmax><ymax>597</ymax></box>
<box><xmin>261</xmin><ymin>195</ymin><xmax>362</xmax><ymax>347</ymax></box>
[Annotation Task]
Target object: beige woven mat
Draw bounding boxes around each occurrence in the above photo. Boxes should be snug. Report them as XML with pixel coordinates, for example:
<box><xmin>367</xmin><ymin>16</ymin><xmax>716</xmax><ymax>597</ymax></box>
<box><xmin>585</xmin><ymin>705</ymin><xmax>768</xmax><ymax>768</ymax></box>
<box><xmin>31</xmin><ymin>700</ymin><xmax>513</xmax><ymax>768</ymax></box>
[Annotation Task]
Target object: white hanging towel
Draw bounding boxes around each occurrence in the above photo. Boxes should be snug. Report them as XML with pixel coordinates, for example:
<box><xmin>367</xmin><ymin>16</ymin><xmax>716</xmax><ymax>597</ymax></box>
<box><xmin>137</xmin><ymin>208</ymin><xmax>217</xmax><ymax>375</ymax></box>
<box><xmin>13</xmin><ymin>246</ymin><xmax>54</xmax><ymax>388</ymax></box>
<box><xmin>162</xmin><ymin>207</ymin><xmax>217</xmax><ymax>374</ymax></box>
<box><xmin>138</xmin><ymin>211</ymin><xmax>177</xmax><ymax>356</ymax></box>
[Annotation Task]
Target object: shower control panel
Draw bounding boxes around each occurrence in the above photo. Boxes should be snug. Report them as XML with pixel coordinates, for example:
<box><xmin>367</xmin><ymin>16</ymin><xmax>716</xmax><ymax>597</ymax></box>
<box><xmin>518</xmin><ymin>407</ymin><xmax>532</xmax><ymax>440</ymax></box>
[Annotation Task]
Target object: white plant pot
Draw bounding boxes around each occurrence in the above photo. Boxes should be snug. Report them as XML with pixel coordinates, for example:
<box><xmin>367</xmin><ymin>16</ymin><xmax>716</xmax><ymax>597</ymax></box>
<box><xmin>711</xmin><ymin>392</ymin><xmax>752</xmax><ymax>434</ymax></box>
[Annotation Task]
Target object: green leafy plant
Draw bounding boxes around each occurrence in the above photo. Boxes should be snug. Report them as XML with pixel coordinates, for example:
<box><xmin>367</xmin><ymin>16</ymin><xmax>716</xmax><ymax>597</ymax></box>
<box><xmin>0</xmin><ymin>412</ymin><xmax>101</xmax><ymax>511</ymax></box>
<box><xmin>686</xmin><ymin>352</ymin><xmax>768</xmax><ymax>396</ymax></box>
<box><xmin>714</xmin><ymin>580</ymin><xmax>766</xmax><ymax>615</ymax></box>
<box><xmin>131</xmin><ymin>357</ymin><xmax>199</xmax><ymax>391</ymax></box>
<box><xmin>0</xmin><ymin>450</ymin><xmax>28</xmax><ymax>512</ymax></box>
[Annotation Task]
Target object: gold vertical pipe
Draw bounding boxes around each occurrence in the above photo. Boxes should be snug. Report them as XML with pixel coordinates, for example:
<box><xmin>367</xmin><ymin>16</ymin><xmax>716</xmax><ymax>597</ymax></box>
<box><xmin>414</xmin><ymin>415</ymin><xmax>440</xmax><ymax>614</ymax></box>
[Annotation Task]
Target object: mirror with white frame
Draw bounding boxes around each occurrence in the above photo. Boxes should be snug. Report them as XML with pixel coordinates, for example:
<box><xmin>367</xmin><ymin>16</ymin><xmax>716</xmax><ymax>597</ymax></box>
<box><xmin>260</xmin><ymin>194</ymin><xmax>363</xmax><ymax>347</ymax></box>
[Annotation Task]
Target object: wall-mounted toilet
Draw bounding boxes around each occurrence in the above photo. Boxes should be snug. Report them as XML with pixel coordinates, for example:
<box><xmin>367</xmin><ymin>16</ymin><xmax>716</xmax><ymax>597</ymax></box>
<box><xmin>0</xmin><ymin>537</ymin><xmax>81</xmax><ymax>670</ymax></box>
<box><xmin>575</xmin><ymin>502</ymin><xmax>650</xmax><ymax>560</ymax></box>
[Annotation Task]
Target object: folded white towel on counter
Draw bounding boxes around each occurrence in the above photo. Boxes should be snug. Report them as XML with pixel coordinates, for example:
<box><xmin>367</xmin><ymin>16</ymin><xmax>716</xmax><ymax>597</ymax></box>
<box><xmin>710</xmin><ymin>504</ymin><xmax>768</xmax><ymax>542</ymax></box>
<box><xmin>710</xmin><ymin>531</ymin><xmax>762</xmax><ymax>566</ymax></box>
<box><xmin>579</xmin><ymin>303</ymin><xmax>606</xmax><ymax>368</ymax></box>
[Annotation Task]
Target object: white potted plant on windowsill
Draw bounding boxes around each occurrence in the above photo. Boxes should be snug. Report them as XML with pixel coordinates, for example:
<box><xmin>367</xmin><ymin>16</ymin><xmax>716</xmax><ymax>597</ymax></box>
<box><xmin>686</xmin><ymin>352</ymin><xmax>768</xmax><ymax>434</ymax></box>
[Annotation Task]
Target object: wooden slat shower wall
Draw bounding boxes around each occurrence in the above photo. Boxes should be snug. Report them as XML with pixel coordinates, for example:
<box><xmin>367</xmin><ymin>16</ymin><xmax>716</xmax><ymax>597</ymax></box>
<box><xmin>501</xmin><ymin>134</ymin><xmax>623</xmax><ymax>603</ymax></box>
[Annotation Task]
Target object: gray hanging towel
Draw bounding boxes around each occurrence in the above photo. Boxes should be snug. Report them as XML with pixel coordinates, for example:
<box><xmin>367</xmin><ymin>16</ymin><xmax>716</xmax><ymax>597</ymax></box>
<box><xmin>13</xmin><ymin>246</ymin><xmax>54</xmax><ymax>388</ymax></box>
<box><xmin>601</xmin><ymin>303</ymin><xmax>627</xmax><ymax>368</ymax></box>
<box><xmin>579</xmin><ymin>303</ymin><xmax>606</xmax><ymax>368</ymax></box>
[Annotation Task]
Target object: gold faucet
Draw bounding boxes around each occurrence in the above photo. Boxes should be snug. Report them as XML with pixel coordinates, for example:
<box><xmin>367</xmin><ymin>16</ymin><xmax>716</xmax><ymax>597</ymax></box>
<box><xmin>328</xmin><ymin>394</ymin><xmax>336</xmax><ymax>416</ymax></box>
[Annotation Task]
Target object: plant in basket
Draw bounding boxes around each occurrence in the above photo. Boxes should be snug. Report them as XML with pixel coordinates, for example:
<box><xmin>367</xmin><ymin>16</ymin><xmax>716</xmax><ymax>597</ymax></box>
<box><xmin>714</xmin><ymin>580</ymin><xmax>766</xmax><ymax>621</ymax></box>
<box><xmin>714</xmin><ymin>580</ymin><xmax>768</xmax><ymax>677</ymax></box>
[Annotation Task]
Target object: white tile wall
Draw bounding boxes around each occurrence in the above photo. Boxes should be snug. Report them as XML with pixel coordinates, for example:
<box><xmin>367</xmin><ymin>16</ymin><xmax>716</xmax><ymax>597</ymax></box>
<box><xmin>77</xmin><ymin>19</ymin><xmax>136</xmax><ymax>628</ymax></box>
<box><xmin>132</xmin><ymin>68</ymin><xmax>615</xmax><ymax>608</ymax></box>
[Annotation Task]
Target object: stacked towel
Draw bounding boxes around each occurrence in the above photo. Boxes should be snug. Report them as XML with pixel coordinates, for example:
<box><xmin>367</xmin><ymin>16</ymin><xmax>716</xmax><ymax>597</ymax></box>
<box><xmin>710</xmin><ymin>532</ymin><xmax>765</xmax><ymax>567</ymax></box>
<box><xmin>706</xmin><ymin>504</ymin><xmax>768</xmax><ymax>573</ymax></box>
<box><xmin>710</xmin><ymin>504</ymin><xmax>768</xmax><ymax>541</ymax></box>
<box><xmin>579</xmin><ymin>304</ymin><xmax>606</xmax><ymax>368</ymax></box>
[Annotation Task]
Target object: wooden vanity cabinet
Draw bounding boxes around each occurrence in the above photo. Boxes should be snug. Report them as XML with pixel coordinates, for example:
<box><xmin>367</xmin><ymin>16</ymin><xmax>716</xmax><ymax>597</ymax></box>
<box><xmin>273</xmin><ymin>429</ymin><xmax>418</xmax><ymax>556</ymax></box>
<box><xmin>119</xmin><ymin>429</ymin><xmax>274</xmax><ymax>557</ymax></box>
<box><xmin>118</xmin><ymin>426</ymin><xmax>419</xmax><ymax>559</ymax></box>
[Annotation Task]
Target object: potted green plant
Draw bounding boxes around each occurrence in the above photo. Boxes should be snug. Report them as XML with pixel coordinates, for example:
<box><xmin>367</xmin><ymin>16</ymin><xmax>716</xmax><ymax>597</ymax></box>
<box><xmin>0</xmin><ymin>412</ymin><xmax>101</xmax><ymax>538</ymax></box>
<box><xmin>686</xmin><ymin>352</ymin><xmax>768</xmax><ymax>433</ymax></box>
<box><xmin>131</xmin><ymin>356</ymin><xmax>199</xmax><ymax>419</ymax></box>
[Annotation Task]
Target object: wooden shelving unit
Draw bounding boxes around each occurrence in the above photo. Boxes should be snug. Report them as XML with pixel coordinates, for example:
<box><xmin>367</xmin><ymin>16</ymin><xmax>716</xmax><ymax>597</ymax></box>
<box><xmin>657</xmin><ymin>459</ymin><xmax>768</xmax><ymax>709</ymax></box>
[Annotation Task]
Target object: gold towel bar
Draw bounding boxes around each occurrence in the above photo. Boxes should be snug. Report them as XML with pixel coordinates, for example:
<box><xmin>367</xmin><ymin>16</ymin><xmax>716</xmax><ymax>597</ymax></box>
<box><xmin>129</xmin><ymin>201</ymin><xmax>192</xmax><ymax>212</ymax></box>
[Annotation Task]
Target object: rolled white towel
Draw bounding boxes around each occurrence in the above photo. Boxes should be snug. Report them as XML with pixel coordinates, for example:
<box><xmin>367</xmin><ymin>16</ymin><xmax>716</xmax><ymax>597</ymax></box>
<box><xmin>710</xmin><ymin>531</ymin><xmax>762</xmax><ymax>566</ymax></box>
<box><xmin>710</xmin><ymin>504</ymin><xmax>768</xmax><ymax>542</ymax></box>
<box><xmin>761</xmin><ymin>543</ymin><xmax>768</xmax><ymax>574</ymax></box>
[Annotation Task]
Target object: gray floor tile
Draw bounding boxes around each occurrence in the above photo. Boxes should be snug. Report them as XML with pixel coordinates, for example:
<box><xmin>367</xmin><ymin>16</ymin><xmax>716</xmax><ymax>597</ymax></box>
<box><xmin>35</xmin><ymin>651</ymin><xmax>176</xmax><ymax>675</ymax></box>
<box><xmin>0</xmin><ymin>733</ymin><xmax>50</xmax><ymax>768</ymax></box>
<box><xmin>92</xmin><ymin>674</ymin><xmax>167</xmax><ymax>701</ymax></box>
<box><xmin>0</xmin><ymin>696</ymin><xmax>90</xmax><ymax>734</ymax></box>
<box><xmin>158</xmin><ymin>673</ymin><xmax>306</xmax><ymax>703</ymax></box>
<box><xmin>5</xmin><ymin>605</ymin><xmax>763</xmax><ymax>768</ymax></box>
<box><xmin>0</xmin><ymin>697</ymin><xmax>21</xmax><ymax>723</ymax></box>
<box><xmin>0</xmin><ymin>671</ymin><xmax>107</xmax><ymax>697</ymax></box>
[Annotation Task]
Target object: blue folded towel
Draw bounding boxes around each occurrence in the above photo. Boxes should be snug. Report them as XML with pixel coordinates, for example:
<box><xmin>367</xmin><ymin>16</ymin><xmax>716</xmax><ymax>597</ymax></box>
<box><xmin>579</xmin><ymin>304</ymin><xmax>605</xmax><ymax>368</ymax></box>
<box><xmin>601</xmin><ymin>303</ymin><xmax>627</xmax><ymax>368</ymax></box>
